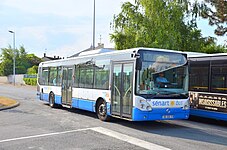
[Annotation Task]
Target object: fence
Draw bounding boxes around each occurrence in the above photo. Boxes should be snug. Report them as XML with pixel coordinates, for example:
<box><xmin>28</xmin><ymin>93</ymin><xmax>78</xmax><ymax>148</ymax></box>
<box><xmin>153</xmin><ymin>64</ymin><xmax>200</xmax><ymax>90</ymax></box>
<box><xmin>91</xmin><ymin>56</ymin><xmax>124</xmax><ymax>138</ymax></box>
<box><xmin>0</xmin><ymin>75</ymin><xmax>26</xmax><ymax>85</ymax></box>
<box><xmin>0</xmin><ymin>76</ymin><xmax>8</xmax><ymax>83</ymax></box>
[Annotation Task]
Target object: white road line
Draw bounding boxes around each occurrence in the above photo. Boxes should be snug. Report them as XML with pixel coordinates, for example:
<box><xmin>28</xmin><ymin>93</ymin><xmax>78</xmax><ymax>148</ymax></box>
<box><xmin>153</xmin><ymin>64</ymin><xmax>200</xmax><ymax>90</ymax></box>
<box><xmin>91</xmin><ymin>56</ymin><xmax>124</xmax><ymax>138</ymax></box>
<box><xmin>0</xmin><ymin>127</ymin><xmax>171</xmax><ymax>150</ymax></box>
<box><xmin>91</xmin><ymin>127</ymin><xmax>171</xmax><ymax>150</ymax></box>
<box><xmin>0</xmin><ymin>128</ymin><xmax>92</xmax><ymax>143</ymax></box>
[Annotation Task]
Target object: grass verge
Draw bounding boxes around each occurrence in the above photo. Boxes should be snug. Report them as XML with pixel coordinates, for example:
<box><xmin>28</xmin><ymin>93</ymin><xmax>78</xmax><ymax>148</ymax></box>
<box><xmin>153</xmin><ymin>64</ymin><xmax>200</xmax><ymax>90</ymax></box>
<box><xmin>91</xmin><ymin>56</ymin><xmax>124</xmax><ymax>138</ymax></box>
<box><xmin>0</xmin><ymin>96</ymin><xmax>17</xmax><ymax>108</ymax></box>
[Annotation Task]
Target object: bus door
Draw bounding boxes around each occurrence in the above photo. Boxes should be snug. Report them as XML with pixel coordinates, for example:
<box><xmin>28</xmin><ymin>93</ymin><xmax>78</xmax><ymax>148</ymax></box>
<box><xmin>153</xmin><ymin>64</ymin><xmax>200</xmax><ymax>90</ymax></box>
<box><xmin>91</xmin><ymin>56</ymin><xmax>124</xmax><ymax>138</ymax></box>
<box><xmin>62</xmin><ymin>67</ymin><xmax>73</xmax><ymax>105</ymax></box>
<box><xmin>111</xmin><ymin>62</ymin><xmax>133</xmax><ymax>119</ymax></box>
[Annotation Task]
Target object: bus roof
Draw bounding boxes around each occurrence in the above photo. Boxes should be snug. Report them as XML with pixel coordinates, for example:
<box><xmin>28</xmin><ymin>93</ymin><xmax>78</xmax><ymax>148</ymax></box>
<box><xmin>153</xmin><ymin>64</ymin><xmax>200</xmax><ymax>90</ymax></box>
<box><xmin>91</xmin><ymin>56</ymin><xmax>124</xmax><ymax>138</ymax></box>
<box><xmin>184</xmin><ymin>52</ymin><xmax>206</xmax><ymax>57</ymax></box>
<box><xmin>188</xmin><ymin>53</ymin><xmax>227</xmax><ymax>59</ymax></box>
<box><xmin>78</xmin><ymin>48</ymin><xmax>115</xmax><ymax>56</ymax></box>
<box><xmin>39</xmin><ymin>47</ymin><xmax>187</xmax><ymax>66</ymax></box>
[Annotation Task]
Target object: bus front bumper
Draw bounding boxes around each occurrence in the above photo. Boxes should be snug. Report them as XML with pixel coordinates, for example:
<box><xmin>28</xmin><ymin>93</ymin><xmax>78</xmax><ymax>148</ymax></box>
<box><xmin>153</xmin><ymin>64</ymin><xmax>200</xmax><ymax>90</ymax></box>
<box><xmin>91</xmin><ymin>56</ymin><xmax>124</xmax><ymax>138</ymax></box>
<box><xmin>132</xmin><ymin>107</ymin><xmax>189</xmax><ymax>121</ymax></box>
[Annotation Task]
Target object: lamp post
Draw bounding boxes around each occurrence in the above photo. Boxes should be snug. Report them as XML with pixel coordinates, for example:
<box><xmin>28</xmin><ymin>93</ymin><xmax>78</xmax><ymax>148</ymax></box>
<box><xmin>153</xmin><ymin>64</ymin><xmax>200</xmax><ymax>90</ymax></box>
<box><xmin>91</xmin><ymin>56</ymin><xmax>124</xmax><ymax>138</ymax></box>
<box><xmin>8</xmin><ymin>30</ymin><xmax>16</xmax><ymax>86</ymax></box>
<box><xmin>92</xmin><ymin>0</ymin><xmax>95</xmax><ymax>50</ymax></box>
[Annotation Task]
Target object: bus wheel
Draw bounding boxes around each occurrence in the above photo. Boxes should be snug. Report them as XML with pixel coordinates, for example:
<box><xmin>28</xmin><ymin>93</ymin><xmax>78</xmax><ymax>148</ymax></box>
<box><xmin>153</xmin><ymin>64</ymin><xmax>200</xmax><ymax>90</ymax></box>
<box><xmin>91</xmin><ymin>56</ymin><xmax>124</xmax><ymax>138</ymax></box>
<box><xmin>96</xmin><ymin>100</ymin><xmax>110</xmax><ymax>121</ymax></box>
<box><xmin>49</xmin><ymin>92</ymin><xmax>56</xmax><ymax>108</ymax></box>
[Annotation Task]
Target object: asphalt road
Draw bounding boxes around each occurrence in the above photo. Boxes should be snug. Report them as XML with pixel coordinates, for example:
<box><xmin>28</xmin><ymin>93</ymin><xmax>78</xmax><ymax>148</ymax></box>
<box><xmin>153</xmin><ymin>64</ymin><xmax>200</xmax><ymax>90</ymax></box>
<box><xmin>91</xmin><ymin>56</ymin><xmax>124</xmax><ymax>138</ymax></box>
<box><xmin>0</xmin><ymin>84</ymin><xmax>226</xmax><ymax>150</ymax></box>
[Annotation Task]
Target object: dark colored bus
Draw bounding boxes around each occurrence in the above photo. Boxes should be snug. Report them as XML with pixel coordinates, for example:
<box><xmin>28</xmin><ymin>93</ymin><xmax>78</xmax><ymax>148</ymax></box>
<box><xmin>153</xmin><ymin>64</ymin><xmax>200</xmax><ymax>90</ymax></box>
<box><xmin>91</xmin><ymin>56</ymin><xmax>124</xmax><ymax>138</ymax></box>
<box><xmin>189</xmin><ymin>54</ymin><xmax>227</xmax><ymax>121</ymax></box>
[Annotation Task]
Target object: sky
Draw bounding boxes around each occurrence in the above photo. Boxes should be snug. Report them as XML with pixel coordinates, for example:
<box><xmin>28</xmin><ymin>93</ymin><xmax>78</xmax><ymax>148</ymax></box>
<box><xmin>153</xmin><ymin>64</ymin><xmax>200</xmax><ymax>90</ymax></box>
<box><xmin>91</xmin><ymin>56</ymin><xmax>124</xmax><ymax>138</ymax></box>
<box><xmin>0</xmin><ymin>0</ymin><xmax>226</xmax><ymax>58</ymax></box>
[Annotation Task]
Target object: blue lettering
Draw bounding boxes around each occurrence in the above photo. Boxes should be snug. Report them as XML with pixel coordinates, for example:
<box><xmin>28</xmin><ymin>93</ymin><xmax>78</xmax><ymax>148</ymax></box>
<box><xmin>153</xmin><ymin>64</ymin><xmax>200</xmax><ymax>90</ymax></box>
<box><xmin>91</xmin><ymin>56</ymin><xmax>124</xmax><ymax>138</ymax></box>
<box><xmin>152</xmin><ymin>101</ymin><xmax>157</xmax><ymax>106</ymax></box>
<box><xmin>176</xmin><ymin>101</ymin><xmax>183</xmax><ymax>106</ymax></box>
<box><xmin>152</xmin><ymin>101</ymin><xmax>170</xmax><ymax>106</ymax></box>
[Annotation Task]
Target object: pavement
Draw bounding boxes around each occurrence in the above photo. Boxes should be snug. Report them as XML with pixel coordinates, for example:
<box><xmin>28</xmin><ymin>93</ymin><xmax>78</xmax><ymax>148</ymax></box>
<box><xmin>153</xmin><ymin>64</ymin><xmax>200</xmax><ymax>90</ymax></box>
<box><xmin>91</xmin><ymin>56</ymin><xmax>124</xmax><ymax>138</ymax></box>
<box><xmin>0</xmin><ymin>96</ymin><xmax>20</xmax><ymax>110</ymax></box>
<box><xmin>0</xmin><ymin>83</ymin><xmax>36</xmax><ymax>110</ymax></box>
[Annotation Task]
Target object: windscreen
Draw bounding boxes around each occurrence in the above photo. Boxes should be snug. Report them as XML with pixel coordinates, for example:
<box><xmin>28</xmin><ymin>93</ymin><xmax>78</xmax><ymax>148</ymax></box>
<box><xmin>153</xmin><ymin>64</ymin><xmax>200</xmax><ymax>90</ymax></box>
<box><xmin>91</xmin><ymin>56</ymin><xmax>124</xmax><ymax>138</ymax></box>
<box><xmin>136</xmin><ymin>50</ymin><xmax>188</xmax><ymax>98</ymax></box>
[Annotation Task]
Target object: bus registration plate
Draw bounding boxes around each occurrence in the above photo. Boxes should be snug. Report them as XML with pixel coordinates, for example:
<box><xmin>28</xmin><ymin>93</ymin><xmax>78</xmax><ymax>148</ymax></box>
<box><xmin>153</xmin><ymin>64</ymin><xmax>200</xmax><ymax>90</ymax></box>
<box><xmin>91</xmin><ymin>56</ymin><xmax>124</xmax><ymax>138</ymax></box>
<box><xmin>162</xmin><ymin>115</ymin><xmax>174</xmax><ymax>119</ymax></box>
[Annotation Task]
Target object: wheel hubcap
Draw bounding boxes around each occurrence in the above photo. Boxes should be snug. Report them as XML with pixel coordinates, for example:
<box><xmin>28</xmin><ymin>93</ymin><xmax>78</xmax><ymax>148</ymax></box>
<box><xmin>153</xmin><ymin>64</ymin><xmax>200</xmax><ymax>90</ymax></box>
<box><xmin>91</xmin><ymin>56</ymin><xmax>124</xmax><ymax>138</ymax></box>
<box><xmin>50</xmin><ymin>94</ymin><xmax>54</xmax><ymax>106</ymax></box>
<box><xmin>99</xmin><ymin>103</ymin><xmax>106</xmax><ymax>116</ymax></box>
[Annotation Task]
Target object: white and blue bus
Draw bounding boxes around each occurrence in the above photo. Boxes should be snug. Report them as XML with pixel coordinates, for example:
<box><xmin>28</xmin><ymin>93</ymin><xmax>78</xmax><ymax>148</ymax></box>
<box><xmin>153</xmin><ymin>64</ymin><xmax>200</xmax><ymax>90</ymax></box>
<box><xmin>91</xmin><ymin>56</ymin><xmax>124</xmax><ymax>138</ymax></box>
<box><xmin>37</xmin><ymin>47</ymin><xmax>189</xmax><ymax>121</ymax></box>
<box><xmin>189</xmin><ymin>53</ymin><xmax>227</xmax><ymax>121</ymax></box>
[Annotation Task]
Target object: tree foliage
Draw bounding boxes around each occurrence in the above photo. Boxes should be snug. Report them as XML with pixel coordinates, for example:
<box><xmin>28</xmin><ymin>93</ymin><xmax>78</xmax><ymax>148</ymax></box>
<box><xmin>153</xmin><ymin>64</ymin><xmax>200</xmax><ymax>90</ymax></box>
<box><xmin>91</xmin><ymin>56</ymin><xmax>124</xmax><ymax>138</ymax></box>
<box><xmin>0</xmin><ymin>46</ymin><xmax>42</xmax><ymax>76</ymax></box>
<box><xmin>182</xmin><ymin>0</ymin><xmax>227</xmax><ymax>36</ymax></box>
<box><xmin>200</xmin><ymin>0</ymin><xmax>226</xmax><ymax>36</ymax></box>
<box><xmin>27</xmin><ymin>65</ymin><xmax>38</xmax><ymax>75</ymax></box>
<box><xmin>111</xmin><ymin>0</ymin><xmax>205</xmax><ymax>51</ymax></box>
<box><xmin>110</xmin><ymin>0</ymin><xmax>226</xmax><ymax>53</ymax></box>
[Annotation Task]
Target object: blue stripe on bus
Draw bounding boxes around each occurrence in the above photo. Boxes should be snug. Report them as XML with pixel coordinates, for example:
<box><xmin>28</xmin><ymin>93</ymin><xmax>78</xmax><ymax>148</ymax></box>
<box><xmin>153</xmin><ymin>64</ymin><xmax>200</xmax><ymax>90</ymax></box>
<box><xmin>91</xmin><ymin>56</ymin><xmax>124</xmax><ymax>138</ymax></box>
<box><xmin>41</xmin><ymin>93</ymin><xmax>49</xmax><ymax>102</ymax></box>
<box><xmin>54</xmin><ymin>95</ymin><xmax>62</xmax><ymax>105</ymax></box>
<box><xmin>106</xmin><ymin>102</ymin><xmax>111</xmax><ymax>115</ymax></box>
<box><xmin>40</xmin><ymin>93</ymin><xmax>62</xmax><ymax>105</ymax></box>
<box><xmin>71</xmin><ymin>98</ymin><xmax>111</xmax><ymax>115</ymax></box>
<box><xmin>190</xmin><ymin>108</ymin><xmax>227</xmax><ymax>121</ymax></box>
<box><xmin>132</xmin><ymin>107</ymin><xmax>189</xmax><ymax>121</ymax></box>
<box><xmin>39</xmin><ymin>94</ymin><xmax>111</xmax><ymax>115</ymax></box>
<box><xmin>72</xmin><ymin>98</ymin><xmax>96</xmax><ymax>112</ymax></box>
<box><xmin>72</xmin><ymin>98</ymin><xmax>79</xmax><ymax>108</ymax></box>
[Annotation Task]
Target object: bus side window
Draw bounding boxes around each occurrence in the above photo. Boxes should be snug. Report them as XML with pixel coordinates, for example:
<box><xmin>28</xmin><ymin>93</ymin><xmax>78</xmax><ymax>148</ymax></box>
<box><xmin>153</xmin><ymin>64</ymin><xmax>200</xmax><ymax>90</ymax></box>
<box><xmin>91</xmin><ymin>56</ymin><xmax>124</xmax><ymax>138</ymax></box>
<box><xmin>74</xmin><ymin>65</ymin><xmax>79</xmax><ymax>88</ymax></box>
<box><xmin>49</xmin><ymin>67</ymin><xmax>57</xmax><ymax>86</ymax></box>
<box><xmin>56</xmin><ymin>67</ymin><xmax>62</xmax><ymax>86</ymax></box>
<box><xmin>94</xmin><ymin>61</ymin><xmax>110</xmax><ymax>90</ymax></box>
<box><xmin>42</xmin><ymin>68</ymin><xmax>49</xmax><ymax>85</ymax></box>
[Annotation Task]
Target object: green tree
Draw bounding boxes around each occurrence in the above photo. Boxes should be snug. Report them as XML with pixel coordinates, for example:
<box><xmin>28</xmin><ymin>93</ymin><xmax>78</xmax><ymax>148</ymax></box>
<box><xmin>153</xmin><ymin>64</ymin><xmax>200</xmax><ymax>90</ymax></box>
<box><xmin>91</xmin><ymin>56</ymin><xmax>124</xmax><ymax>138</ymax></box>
<box><xmin>199</xmin><ymin>0</ymin><xmax>227</xmax><ymax>36</ymax></box>
<box><xmin>26</xmin><ymin>54</ymin><xmax>42</xmax><ymax>66</ymax></box>
<box><xmin>110</xmin><ymin>0</ymin><xmax>208</xmax><ymax>52</ymax></box>
<box><xmin>27</xmin><ymin>65</ymin><xmax>38</xmax><ymax>74</ymax></box>
<box><xmin>17</xmin><ymin>46</ymin><xmax>30</xmax><ymax>74</ymax></box>
<box><xmin>0</xmin><ymin>46</ymin><xmax>42</xmax><ymax>76</ymax></box>
<box><xmin>110</xmin><ymin>2</ymin><xmax>142</xmax><ymax>49</ymax></box>
<box><xmin>181</xmin><ymin>0</ymin><xmax>227</xmax><ymax>36</ymax></box>
<box><xmin>202</xmin><ymin>44</ymin><xmax>227</xmax><ymax>53</ymax></box>
<box><xmin>0</xmin><ymin>46</ymin><xmax>14</xmax><ymax>76</ymax></box>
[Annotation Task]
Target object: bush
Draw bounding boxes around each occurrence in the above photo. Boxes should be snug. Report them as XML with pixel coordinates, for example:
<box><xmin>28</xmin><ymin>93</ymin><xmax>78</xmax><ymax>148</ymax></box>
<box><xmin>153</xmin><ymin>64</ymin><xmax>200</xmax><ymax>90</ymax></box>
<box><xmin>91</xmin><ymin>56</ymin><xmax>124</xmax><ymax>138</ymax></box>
<box><xmin>23</xmin><ymin>78</ymin><xmax>37</xmax><ymax>86</ymax></box>
<box><xmin>27</xmin><ymin>66</ymin><xmax>38</xmax><ymax>74</ymax></box>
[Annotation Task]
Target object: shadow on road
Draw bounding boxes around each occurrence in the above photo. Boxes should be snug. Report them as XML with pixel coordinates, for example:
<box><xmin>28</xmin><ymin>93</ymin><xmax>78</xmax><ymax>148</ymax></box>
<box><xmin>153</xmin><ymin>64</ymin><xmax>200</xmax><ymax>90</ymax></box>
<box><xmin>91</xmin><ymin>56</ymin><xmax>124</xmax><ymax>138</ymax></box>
<box><xmin>110</xmin><ymin>118</ymin><xmax>227</xmax><ymax>147</ymax></box>
<box><xmin>43</xmin><ymin>103</ymin><xmax>227</xmax><ymax>147</ymax></box>
<box><xmin>189</xmin><ymin>116</ymin><xmax>227</xmax><ymax>127</ymax></box>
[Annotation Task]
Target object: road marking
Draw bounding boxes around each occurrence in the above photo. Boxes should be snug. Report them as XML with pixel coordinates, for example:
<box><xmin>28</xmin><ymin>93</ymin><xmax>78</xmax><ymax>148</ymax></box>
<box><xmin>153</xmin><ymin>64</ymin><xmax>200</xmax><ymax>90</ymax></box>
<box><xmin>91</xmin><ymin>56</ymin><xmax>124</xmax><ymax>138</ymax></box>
<box><xmin>0</xmin><ymin>127</ymin><xmax>171</xmax><ymax>150</ymax></box>
<box><xmin>0</xmin><ymin>128</ymin><xmax>92</xmax><ymax>143</ymax></box>
<box><xmin>91</xmin><ymin>127</ymin><xmax>171</xmax><ymax>150</ymax></box>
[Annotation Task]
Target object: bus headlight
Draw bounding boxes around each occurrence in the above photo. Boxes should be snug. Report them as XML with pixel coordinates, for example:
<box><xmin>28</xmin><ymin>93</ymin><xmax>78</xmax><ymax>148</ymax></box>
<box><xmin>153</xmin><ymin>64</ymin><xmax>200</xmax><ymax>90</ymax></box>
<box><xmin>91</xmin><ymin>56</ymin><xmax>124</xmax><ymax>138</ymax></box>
<box><xmin>139</xmin><ymin>99</ymin><xmax>152</xmax><ymax>111</ymax></box>
<box><xmin>140</xmin><ymin>99</ymin><xmax>145</xmax><ymax>103</ymax></box>
<box><xmin>141</xmin><ymin>104</ymin><xmax>145</xmax><ymax>109</ymax></box>
<box><xmin>146</xmin><ymin>106</ymin><xmax>152</xmax><ymax>111</ymax></box>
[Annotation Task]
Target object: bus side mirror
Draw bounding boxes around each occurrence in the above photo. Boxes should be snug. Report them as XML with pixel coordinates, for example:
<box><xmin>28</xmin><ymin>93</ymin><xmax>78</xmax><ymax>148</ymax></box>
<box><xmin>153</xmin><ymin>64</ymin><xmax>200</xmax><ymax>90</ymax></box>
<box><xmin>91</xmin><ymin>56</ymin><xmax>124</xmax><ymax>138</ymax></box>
<box><xmin>136</xmin><ymin>58</ymin><xmax>142</xmax><ymax>70</ymax></box>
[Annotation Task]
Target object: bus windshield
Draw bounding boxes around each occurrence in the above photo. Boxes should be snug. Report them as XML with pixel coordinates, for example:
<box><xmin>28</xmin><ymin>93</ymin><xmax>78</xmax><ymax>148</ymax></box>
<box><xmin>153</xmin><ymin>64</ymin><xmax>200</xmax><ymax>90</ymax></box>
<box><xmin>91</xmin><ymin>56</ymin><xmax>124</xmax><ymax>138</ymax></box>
<box><xmin>136</xmin><ymin>50</ymin><xmax>188</xmax><ymax>97</ymax></box>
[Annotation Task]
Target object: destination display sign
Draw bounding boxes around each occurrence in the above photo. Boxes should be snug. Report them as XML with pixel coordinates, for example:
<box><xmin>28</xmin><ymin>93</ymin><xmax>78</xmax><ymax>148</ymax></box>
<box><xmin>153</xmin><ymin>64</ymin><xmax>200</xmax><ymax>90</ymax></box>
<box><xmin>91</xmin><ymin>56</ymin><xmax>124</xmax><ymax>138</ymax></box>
<box><xmin>193</xmin><ymin>93</ymin><xmax>227</xmax><ymax>113</ymax></box>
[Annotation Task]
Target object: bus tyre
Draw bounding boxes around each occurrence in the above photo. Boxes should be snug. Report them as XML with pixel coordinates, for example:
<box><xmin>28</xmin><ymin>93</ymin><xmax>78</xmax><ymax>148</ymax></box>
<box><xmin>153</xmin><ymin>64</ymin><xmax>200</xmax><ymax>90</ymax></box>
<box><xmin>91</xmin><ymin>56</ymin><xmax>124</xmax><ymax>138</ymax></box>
<box><xmin>97</xmin><ymin>100</ymin><xmax>110</xmax><ymax>121</ymax></box>
<box><xmin>49</xmin><ymin>92</ymin><xmax>56</xmax><ymax>108</ymax></box>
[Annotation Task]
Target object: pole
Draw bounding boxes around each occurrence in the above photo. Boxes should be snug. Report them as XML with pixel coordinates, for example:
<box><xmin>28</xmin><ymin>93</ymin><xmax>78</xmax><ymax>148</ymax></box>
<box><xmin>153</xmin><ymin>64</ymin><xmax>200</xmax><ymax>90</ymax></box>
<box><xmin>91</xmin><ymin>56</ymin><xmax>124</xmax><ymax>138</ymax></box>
<box><xmin>9</xmin><ymin>30</ymin><xmax>16</xmax><ymax>86</ymax></box>
<box><xmin>93</xmin><ymin>0</ymin><xmax>95</xmax><ymax>50</ymax></box>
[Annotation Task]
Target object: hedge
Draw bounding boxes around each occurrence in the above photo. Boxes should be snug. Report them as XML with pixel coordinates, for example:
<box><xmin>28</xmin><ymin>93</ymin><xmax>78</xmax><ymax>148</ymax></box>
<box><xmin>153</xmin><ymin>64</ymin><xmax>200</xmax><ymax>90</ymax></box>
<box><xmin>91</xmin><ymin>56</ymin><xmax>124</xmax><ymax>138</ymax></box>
<box><xmin>23</xmin><ymin>78</ymin><xmax>37</xmax><ymax>86</ymax></box>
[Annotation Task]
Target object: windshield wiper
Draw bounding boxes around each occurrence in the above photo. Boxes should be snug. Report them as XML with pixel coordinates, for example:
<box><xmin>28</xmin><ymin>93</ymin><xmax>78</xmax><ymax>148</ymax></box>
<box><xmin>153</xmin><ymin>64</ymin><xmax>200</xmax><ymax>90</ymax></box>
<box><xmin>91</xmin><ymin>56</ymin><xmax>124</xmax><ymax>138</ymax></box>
<box><xmin>155</xmin><ymin>90</ymin><xmax>177</xmax><ymax>95</ymax></box>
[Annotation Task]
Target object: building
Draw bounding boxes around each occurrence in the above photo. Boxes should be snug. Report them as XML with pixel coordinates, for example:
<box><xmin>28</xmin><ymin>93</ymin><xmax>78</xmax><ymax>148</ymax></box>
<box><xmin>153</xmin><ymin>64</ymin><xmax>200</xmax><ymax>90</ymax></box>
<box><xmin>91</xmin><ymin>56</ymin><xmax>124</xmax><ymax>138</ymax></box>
<box><xmin>42</xmin><ymin>53</ymin><xmax>62</xmax><ymax>61</ymax></box>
